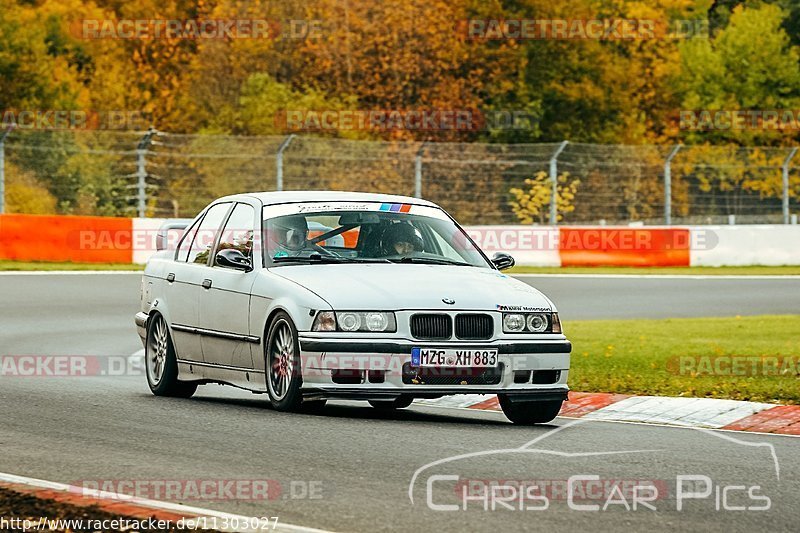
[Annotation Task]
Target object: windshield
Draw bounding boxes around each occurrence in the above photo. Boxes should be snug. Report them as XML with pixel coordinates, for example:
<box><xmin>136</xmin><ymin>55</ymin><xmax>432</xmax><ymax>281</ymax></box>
<box><xmin>262</xmin><ymin>202</ymin><xmax>490</xmax><ymax>268</ymax></box>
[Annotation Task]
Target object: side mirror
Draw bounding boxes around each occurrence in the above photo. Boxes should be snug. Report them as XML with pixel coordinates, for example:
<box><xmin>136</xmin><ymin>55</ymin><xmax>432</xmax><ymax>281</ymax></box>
<box><xmin>216</xmin><ymin>248</ymin><xmax>253</xmax><ymax>272</ymax></box>
<box><xmin>491</xmin><ymin>252</ymin><xmax>515</xmax><ymax>271</ymax></box>
<box><xmin>156</xmin><ymin>219</ymin><xmax>192</xmax><ymax>251</ymax></box>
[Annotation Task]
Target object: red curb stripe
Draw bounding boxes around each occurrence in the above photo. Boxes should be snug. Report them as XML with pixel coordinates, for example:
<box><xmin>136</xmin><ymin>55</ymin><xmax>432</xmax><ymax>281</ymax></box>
<box><xmin>721</xmin><ymin>405</ymin><xmax>800</xmax><ymax>433</ymax></box>
<box><xmin>558</xmin><ymin>392</ymin><xmax>631</xmax><ymax>417</ymax></box>
<box><xmin>466</xmin><ymin>392</ymin><xmax>631</xmax><ymax>417</ymax></box>
<box><xmin>774</xmin><ymin>421</ymin><xmax>800</xmax><ymax>435</ymax></box>
<box><xmin>463</xmin><ymin>393</ymin><xmax>800</xmax><ymax>436</ymax></box>
<box><xmin>470</xmin><ymin>397</ymin><xmax>500</xmax><ymax>410</ymax></box>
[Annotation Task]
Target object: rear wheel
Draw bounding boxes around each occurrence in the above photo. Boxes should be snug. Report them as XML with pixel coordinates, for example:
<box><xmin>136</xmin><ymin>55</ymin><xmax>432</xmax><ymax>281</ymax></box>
<box><xmin>145</xmin><ymin>314</ymin><xmax>197</xmax><ymax>398</ymax></box>
<box><xmin>266</xmin><ymin>312</ymin><xmax>304</xmax><ymax>412</ymax></box>
<box><xmin>498</xmin><ymin>395</ymin><xmax>562</xmax><ymax>425</ymax></box>
<box><xmin>368</xmin><ymin>396</ymin><xmax>413</xmax><ymax>410</ymax></box>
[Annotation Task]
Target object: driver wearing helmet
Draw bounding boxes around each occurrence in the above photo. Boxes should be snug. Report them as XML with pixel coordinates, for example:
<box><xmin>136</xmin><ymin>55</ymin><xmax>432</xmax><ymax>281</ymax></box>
<box><xmin>267</xmin><ymin>215</ymin><xmax>308</xmax><ymax>258</ymax></box>
<box><xmin>380</xmin><ymin>222</ymin><xmax>424</xmax><ymax>256</ymax></box>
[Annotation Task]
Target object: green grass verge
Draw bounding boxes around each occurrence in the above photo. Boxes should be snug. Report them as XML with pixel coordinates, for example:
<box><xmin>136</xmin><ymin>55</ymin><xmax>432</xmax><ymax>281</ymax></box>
<box><xmin>0</xmin><ymin>260</ymin><xmax>143</xmax><ymax>271</ymax></box>
<box><xmin>568</xmin><ymin>315</ymin><xmax>800</xmax><ymax>404</ymax></box>
<box><xmin>510</xmin><ymin>265</ymin><xmax>800</xmax><ymax>275</ymax></box>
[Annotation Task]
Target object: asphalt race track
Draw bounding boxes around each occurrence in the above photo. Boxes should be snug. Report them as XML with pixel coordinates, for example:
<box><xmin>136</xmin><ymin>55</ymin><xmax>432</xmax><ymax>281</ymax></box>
<box><xmin>1</xmin><ymin>272</ymin><xmax>799</xmax><ymax>532</ymax></box>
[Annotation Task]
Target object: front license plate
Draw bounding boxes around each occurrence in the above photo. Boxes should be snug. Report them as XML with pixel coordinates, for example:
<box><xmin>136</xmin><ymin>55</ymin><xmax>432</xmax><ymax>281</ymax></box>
<box><xmin>411</xmin><ymin>348</ymin><xmax>499</xmax><ymax>368</ymax></box>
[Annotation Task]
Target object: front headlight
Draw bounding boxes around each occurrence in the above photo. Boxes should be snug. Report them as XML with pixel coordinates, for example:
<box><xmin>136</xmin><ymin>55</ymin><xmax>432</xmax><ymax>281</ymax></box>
<box><xmin>503</xmin><ymin>313</ymin><xmax>526</xmax><ymax>332</ymax></box>
<box><xmin>338</xmin><ymin>312</ymin><xmax>362</xmax><ymax>332</ymax></box>
<box><xmin>312</xmin><ymin>311</ymin><xmax>397</xmax><ymax>333</ymax></box>
<box><xmin>526</xmin><ymin>313</ymin><xmax>548</xmax><ymax>333</ymax></box>
<box><xmin>503</xmin><ymin>312</ymin><xmax>559</xmax><ymax>333</ymax></box>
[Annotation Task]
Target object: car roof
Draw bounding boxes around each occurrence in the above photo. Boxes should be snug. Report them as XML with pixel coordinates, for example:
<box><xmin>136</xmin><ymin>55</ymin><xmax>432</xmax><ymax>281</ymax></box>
<box><xmin>216</xmin><ymin>190</ymin><xmax>440</xmax><ymax>208</ymax></box>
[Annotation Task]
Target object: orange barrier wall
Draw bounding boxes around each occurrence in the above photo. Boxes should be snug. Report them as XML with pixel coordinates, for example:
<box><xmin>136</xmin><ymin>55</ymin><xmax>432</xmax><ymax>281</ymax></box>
<box><xmin>0</xmin><ymin>214</ymin><xmax>133</xmax><ymax>263</ymax></box>
<box><xmin>559</xmin><ymin>227</ymin><xmax>691</xmax><ymax>267</ymax></box>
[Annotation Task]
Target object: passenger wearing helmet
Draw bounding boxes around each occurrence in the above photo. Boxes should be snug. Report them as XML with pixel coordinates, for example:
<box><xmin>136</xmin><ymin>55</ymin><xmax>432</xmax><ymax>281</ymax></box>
<box><xmin>267</xmin><ymin>216</ymin><xmax>308</xmax><ymax>258</ymax></box>
<box><xmin>380</xmin><ymin>222</ymin><xmax>424</xmax><ymax>256</ymax></box>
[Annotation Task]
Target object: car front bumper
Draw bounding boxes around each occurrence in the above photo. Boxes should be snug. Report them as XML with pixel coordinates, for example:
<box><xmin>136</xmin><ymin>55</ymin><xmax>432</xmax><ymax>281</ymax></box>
<box><xmin>297</xmin><ymin>335</ymin><xmax>571</xmax><ymax>400</ymax></box>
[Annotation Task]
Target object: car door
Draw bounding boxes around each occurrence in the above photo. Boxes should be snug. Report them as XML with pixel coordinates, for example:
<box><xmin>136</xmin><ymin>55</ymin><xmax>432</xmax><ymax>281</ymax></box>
<box><xmin>166</xmin><ymin>202</ymin><xmax>233</xmax><ymax>363</ymax></box>
<box><xmin>198</xmin><ymin>201</ymin><xmax>259</xmax><ymax>370</ymax></box>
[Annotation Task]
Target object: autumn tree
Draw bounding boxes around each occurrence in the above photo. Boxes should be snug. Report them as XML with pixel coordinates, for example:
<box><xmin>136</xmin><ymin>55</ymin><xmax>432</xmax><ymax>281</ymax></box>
<box><xmin>510</xmin><ymin>171</ymin><xmax>580</xmax><ymax>224</ymax></box>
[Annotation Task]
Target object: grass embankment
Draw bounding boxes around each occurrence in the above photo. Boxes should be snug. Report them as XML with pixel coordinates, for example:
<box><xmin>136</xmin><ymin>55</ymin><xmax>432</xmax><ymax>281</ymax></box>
<box><xmin>568</xmin><ymin>315</ymin><xmax>800</xmax><ymax>404</ymax></box>
<box><xmin>0</xmin><ymin>260</ymin><xmax>143</xmax><ymax>271</ymax></box>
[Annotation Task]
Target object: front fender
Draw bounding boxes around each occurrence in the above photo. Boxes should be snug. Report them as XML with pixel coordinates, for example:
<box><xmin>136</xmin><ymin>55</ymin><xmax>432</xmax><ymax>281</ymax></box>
<box><xmin>250</xmin><ymin>271</ymin><xmax>332</xmax><ymax>372</ymax></box>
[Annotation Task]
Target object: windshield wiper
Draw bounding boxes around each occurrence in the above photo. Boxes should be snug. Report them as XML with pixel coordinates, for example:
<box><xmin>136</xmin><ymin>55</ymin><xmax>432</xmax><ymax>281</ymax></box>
<box><xmin>389</xmin><ymin>256</ymin><xmax>474</xmax><ymax>267</ymax></box>
<box><xmin>272</xmin><ymin>254</ymin><xmax>392</xmax><ymax>265</ymax></box>
<box><xmin>272</xmin><ymin>254</ymin><xmax>345</xmax><ymax>264</ymax></box>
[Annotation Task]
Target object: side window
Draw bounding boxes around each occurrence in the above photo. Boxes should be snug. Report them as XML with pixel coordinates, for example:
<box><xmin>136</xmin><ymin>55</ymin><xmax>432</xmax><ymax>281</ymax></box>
<box><xmin>187</xmin><ymin>203</ymin><xmax>231</xmax><ymax>265</ymax></box>
<box><xmin>215</xmin><ymin>203</ymin><xmax>255</xmax><ymax>266</ymax></box>
<box><xmin>176</xmin><ymin>218</ymin><xmax>201</xmax><ymax>262</ymax></box>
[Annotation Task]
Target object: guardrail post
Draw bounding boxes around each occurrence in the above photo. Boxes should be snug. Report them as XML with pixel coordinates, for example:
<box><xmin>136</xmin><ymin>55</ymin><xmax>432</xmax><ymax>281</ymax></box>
<box><xmin>664</xmin><ymin>145</ymin><xmax>682</xmax><ymax>225</ymax></box>
<box><xmin>276</xmin><ymin>134</ymin><xmax>296</xmax><ymax>192</ymax></box>
<box><xmin>548</xmin><ymin>141</ymin><xmax>569</xmax><ymax>225</ymax></box>
<box><xmin>414</xmin><ymin>142</ymin><xmax>428</xmax><ymax>198</ymax></box>
<box><xmin>0</xmin><ymin>125</ymin><xmax>14</xmax><ymax>214</ymax></box>
<box><xmin>782</xmin><ymin>148</ymin><xmax>798</xmax><ymax>224</ymax></box>
<box><xmin>136</xmin><ymin>127</ymin><xmax>156</xmax><ymax>218</ymax></box>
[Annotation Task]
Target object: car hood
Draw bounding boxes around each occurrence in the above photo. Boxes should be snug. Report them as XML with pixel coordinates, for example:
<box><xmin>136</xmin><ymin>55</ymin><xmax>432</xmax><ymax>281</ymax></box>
<box><xmin>268</xmin><ymin>264</ymin><xmax>554</xmax><ymax>311</ymax></box>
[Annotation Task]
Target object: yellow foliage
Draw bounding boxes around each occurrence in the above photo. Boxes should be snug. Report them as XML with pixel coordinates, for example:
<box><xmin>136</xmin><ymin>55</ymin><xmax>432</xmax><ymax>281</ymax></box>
<box><xmin>5</xmin><ymin>163</ymin><xmax>57</xmax><ymax>214</ymax></box>
<box><xmin>509</xmin><ymin>171</ymin><xmax>580</xmax><ymax>224</ymax></box>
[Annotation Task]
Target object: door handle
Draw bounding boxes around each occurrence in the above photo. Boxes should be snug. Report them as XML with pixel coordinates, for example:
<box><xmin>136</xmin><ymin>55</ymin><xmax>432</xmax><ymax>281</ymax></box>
<box><xmin>167</xmin><ymin>273</ymin><xmax>175</xmax><ymax>283</ymax></box>
<box><xmin>202</xmin><ymin>279</ymin><xmax>212</xmax><ymax>289</ymax></box>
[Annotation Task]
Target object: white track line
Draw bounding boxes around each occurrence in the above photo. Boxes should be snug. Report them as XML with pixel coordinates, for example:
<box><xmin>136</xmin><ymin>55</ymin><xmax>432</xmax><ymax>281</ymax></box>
<box><xmin>0</xmin><ymin>471</ymin><xmax>334</xmax><ymax>533</ymax></box>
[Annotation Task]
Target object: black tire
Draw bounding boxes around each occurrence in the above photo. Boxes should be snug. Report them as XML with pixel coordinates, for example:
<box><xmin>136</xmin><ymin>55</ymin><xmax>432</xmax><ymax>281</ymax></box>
<box><xmin>265</xmin><ymin>311</ymin><xmax>304</xmax><ymax>412</ymax></box>
<box><xmin>498</xmin><ymin>395</ymin><xmax>562</xmax><ymax>425</ymax></box>
<box><xmin>145</xmin><ymin>313</ymin><xmax>197</xmax><ymax>398</ymax></box>
<box><xmin>368</xmin><ymin>396</ymin><xmax>414</xmax><ymax>410</ymax></box>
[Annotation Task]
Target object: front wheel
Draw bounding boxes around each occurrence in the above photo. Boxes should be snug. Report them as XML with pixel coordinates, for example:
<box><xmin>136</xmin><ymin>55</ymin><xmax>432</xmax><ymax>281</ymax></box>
<box><xmin>498</xmin><ymin>395</ymin><xmax>562</xmax><ymax>425</ymax></box>
<box><xmin>145</xmin><ymin>313</ymin><xmax>197</xmax><ymax>398</ymax></box>
<box><xmin>266</xmin><ymin>312</ymin><xmax>304</xmax><ymax>412</ymax></box>
<box><xmin>368</xmin><ymin>396</ymin><xmax>413</xmax><ymax>410</ymax></box>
